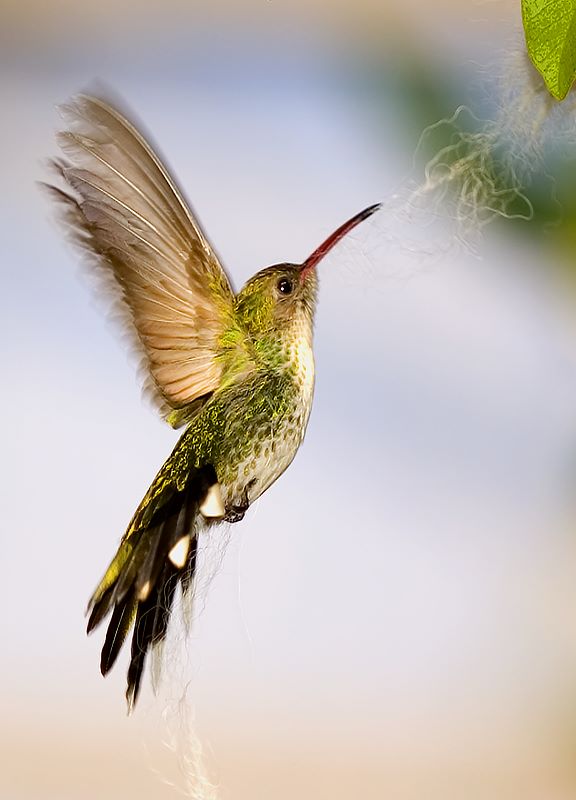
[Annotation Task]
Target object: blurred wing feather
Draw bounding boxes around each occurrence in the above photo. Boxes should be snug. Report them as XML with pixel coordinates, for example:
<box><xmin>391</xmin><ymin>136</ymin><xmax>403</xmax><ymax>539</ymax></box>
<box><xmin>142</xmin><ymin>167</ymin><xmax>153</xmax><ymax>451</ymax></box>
<box><xmin>47</xmin><ymin>94</ymin><xmax>235</xmax><ymax>424</ymax></box>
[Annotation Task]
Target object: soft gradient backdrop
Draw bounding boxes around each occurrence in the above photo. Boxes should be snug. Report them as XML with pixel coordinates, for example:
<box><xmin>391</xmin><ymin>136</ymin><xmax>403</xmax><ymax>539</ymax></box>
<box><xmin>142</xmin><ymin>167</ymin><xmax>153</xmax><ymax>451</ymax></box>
<box><xmin>3</xmin><ymin>1</ymin><xmax>576</xmax><ymax>798</ymax></box>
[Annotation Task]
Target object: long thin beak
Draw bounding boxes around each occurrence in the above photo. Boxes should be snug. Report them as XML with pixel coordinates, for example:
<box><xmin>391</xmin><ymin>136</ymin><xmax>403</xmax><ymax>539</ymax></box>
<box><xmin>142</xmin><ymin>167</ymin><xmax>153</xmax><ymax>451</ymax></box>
<box><xmin>300</xmin><ymin>202</ymin><xmax>381</xmax><ymax>279</ymax></box>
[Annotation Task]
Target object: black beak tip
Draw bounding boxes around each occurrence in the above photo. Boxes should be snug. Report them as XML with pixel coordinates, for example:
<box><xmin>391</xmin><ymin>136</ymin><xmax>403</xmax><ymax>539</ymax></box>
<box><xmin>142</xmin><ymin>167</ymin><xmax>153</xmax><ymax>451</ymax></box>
<box><xmin>362</xmin><ymin>202</ymin><xmax>382</xmax><ymax>219</ymax></box>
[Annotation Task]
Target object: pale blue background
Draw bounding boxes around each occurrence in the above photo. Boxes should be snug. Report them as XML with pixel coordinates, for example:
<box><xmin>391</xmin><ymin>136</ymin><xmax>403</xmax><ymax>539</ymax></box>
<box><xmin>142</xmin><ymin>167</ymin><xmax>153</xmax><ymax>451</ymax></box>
<box><xmin>3</xmin><ymin>2</ymin><xmax>576</xmax><ymax>798</ymax></box>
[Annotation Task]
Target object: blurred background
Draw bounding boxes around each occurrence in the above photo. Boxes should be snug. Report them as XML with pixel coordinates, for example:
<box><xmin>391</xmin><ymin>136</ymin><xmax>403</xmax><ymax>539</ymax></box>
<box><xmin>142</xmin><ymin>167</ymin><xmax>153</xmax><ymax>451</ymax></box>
<box><xmin>4</xmin><ymin>1</ymin><xmax>576</xmax><ymax>798</ymax></box>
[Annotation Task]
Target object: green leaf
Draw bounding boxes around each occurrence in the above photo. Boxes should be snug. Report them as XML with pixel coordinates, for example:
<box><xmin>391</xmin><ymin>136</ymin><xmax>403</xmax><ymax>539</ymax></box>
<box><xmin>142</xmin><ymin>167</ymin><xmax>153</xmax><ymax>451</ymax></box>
<box><xmin>521</xmin><ymin>0</ymin><xmax>576</xmax><ymax>100</ymax></box>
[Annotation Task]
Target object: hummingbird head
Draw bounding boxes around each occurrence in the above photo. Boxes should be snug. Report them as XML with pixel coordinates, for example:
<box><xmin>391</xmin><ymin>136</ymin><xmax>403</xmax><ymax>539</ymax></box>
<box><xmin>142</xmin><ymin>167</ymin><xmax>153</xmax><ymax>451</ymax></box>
<box><xmin>235</xmin><ymin>203</ymin><xmax>380</xmax><ymax>342</ymax></box>
<box><xmin>235</xmin><ymin>262</ymin><xmax>318</xmax><ymax>343</ymax></box>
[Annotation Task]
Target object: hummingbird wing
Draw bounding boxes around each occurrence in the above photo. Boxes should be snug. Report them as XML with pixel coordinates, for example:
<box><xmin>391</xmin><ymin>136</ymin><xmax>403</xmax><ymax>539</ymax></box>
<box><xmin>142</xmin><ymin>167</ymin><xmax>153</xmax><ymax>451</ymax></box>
<box><xmin>46</xmin><ymin>94</ymin><xmax>235</xmax><ymax>426</ymax></box>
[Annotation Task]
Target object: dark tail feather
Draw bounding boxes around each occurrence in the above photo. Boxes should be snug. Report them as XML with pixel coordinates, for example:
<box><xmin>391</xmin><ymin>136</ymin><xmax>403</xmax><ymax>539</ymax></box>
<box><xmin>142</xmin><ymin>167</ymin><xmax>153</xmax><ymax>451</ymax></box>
<box><xmin>87</xmin><ymin>586</ymin><xmax>114</xmax><ymax>634</ymax></box>
<box><xmin>179</xmin><ymin>533</ymin><xmax>198</xmax><ymax>599</ymax></box>
<box><xmin>101</xmin><ymin>595</ymin><xmax>138</xmax><ymax>676</ymax></box>
<box><xmin>86</xmin><ymin>463</ymin><xmax>219</xmax><ymax>709</ymax></box>
<box><xmin>126</xmin><ymin>562</ymin><xmax>179</xmax><ymax>710</ymax></box>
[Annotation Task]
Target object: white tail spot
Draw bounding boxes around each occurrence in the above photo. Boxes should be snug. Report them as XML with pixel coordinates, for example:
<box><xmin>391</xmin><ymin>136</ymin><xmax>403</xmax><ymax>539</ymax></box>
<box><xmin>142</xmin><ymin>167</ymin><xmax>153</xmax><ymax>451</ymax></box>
<box><xmin>137</xmin><ymin>580</ymin><xmax>151</xmax><ymax>601</ymax></box>
<box><xmin>199</xmin><ymin>482</ymin><xmax>225</xmax><ymax>519</ymax></box>
<box><xmin>169</xmin><ymin>535</ymin><xmax>191</xmax><ymax>568</ymax></box>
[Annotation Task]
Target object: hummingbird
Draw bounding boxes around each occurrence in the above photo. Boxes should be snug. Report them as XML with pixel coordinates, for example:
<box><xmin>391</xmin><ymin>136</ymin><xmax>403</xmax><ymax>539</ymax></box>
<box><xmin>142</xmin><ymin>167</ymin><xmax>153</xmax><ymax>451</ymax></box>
<box><xmin>46</xmin><ymin>94</ymin><xmax>380</xmax><ymax>710</ymax></box>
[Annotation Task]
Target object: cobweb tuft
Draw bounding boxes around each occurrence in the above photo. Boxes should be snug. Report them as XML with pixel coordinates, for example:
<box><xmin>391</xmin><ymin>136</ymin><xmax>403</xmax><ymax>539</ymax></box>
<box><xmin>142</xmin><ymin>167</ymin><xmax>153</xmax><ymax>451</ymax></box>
<box><xmin>412</xmin><ymin>104</ymin><xmax>534</xmax><ymax>233</ymax></box>
<box><xmin>152</xmin><ymin>688</ymin><xmax>220</xmax><ymax>800</ymax></box>
<box><xmin>144</xmin><ymin>524</ymin><xmax>235</xmax><ymax>798</ymax></box>
<box><xmin>406</xmin><ymin>48</ymin><xmax>576</xmax><ymax>247</ymax></box>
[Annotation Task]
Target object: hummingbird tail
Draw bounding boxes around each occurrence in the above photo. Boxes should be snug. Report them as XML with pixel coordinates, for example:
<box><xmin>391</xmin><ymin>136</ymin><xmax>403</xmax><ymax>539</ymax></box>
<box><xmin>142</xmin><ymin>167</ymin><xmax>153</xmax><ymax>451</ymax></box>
<box><xmin>86</xmin><ymin>463</ymin><xmax>219</xmax><ymax>710</ymax></box>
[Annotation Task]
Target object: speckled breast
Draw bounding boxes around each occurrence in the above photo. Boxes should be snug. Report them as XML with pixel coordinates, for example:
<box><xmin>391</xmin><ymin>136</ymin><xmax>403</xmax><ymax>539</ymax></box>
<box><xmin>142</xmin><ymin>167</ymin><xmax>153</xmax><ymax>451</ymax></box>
<box><xmin>219</xmin><ymin>340</ymin><xmax>315</xmax><ymax>510</ymax></box>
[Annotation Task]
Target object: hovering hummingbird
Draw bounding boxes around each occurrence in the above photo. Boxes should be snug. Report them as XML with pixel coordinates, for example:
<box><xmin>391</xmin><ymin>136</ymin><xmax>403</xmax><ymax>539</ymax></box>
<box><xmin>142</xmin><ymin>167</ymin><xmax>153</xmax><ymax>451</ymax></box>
<box><xmin>46</xmin><ymin>94</ymin><xmax>380</xmax><ymax>709</ymax></box>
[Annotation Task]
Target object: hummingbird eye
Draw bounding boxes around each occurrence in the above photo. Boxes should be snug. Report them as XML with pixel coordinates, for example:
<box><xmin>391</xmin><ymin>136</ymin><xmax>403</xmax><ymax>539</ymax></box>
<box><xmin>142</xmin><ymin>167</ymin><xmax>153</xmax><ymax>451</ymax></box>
<box><xmin>277</xmin><ymin>277</ymin><xmax>293</xmax><ymax>296</ymax></box>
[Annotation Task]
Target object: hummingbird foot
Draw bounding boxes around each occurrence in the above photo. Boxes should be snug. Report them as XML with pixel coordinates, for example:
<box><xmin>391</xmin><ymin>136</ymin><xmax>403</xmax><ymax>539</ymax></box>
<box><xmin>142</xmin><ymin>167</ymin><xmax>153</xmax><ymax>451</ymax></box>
<box><xmin>224</xmin><ymin>481</ymin><xmax>255</xmax><ymax>523</ymax></box>
<box><xmin>224</xmin><ymin>506</ymin><xmax>247</xmax><ymax>524</ymax></box>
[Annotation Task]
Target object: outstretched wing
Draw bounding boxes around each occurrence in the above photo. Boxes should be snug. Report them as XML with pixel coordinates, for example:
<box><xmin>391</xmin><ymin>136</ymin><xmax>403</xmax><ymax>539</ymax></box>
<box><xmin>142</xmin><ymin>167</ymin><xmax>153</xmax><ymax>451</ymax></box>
<box><xmin>46</xmin><ymin>94</ymin><xmax>235</xmax><ymax>426</ymax></box>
